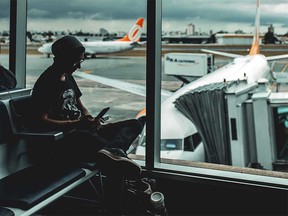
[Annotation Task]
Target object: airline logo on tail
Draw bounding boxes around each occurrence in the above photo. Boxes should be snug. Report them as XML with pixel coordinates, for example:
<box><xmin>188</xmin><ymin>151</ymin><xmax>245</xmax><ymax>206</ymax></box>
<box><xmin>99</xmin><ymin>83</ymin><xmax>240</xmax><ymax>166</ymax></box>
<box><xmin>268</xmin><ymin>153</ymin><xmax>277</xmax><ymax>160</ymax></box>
<box><xmin>117</xmin><ymin>18</ymin><xmax>144</xmax><ymax>42</ymax></box>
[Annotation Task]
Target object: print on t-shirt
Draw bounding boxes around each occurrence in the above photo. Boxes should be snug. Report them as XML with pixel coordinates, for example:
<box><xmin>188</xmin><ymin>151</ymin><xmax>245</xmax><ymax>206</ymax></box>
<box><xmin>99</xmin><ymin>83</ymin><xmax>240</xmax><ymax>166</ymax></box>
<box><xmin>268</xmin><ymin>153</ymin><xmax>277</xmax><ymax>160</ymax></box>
<box><xmin>59</xmin><ymin>89</ymin><xmax>81</xmax><ymax>120</ymax></box>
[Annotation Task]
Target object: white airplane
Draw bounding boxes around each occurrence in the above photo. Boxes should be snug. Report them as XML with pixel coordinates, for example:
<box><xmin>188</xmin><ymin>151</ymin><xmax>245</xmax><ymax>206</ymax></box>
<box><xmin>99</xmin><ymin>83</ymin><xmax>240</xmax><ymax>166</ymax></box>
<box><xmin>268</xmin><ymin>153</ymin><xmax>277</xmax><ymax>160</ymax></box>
<box><xmin>74</xmin><ymin>0</ymin><xmax>288</xmax><ymax>163</ymax></box>
<box><xmin>37</xmin><ymin>18</ymin><xmax>145</xmax><ymax>58</ymax></box>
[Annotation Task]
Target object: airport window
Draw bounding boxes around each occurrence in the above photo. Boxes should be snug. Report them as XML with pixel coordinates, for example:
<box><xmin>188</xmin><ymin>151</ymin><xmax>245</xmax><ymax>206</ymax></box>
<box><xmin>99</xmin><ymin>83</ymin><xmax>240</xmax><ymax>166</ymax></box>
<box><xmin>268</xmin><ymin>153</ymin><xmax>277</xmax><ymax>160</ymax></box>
<box><xmin>161</xmin><ymin>139</ymin><xmax>182</xmax><ymax>151</ymax></box>
<box><xmin>154</xmin><ymin>0</ymin><xmax>288</xmax><ymax>184</ymax></box>
<box><xmin>4</xmin><ymin>0</ymin><xmax>288</xmax><ymax>187</ymax></box>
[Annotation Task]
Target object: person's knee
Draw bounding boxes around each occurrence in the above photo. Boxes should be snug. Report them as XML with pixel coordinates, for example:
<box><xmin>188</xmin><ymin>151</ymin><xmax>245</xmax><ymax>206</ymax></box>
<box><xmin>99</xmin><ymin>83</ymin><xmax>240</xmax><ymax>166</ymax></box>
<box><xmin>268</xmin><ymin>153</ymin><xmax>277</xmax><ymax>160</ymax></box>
<box><xmin>132</xmin><ymin>119</ymin><xmax>144</xmax><ymax>134</ymax></box>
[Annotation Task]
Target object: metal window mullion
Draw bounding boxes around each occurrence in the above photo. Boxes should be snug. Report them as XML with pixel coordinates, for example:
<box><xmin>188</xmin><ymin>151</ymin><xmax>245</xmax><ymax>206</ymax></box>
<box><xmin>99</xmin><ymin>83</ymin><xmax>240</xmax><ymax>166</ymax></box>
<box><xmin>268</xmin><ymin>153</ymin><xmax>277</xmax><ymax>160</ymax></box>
<box><xmin>9</xmin><ymin>0</ymin><xmax>27</xmax><ymax>88</ymax></box>
<box><xmin>146</xmin><ymin>0</ymin><xmax>162</xmax><ymax>169</ymax></box>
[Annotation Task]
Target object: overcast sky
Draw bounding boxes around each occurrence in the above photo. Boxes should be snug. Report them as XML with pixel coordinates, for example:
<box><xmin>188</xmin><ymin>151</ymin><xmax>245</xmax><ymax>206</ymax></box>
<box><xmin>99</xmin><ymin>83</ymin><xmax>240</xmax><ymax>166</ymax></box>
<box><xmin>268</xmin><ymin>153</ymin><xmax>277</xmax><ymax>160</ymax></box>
<box><xmin>0</xmin><ymin>0</ymin><xmax>287</xmax><ymax>35</ymax></box>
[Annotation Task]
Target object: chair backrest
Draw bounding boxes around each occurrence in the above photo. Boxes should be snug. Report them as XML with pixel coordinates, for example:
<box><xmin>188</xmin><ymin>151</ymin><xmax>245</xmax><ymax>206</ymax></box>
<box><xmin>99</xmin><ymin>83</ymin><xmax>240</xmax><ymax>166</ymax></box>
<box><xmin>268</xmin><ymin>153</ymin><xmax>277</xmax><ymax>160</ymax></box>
<box><xmin>0</xmin><ymin>100</ymin><xmax>13</xmax><ymax>143</ymax></box>
<box><xmin>0</xmin><ymin>99</ymin><xmax>28</xmax><ymax>179</ymax></box>
<box><xmin>9</xmin><ymin>95</ymin><xmax>33</xmax><ymax>132</ymax></box>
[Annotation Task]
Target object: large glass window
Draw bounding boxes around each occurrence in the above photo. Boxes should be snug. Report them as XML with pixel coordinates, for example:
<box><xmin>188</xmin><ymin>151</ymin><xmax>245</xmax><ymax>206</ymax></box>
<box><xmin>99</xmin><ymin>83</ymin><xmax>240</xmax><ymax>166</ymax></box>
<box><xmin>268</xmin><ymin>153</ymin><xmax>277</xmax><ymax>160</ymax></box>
<box><xmin>151</xmin><ymin>0</ymin><xmax>287</xmax><ymax>180</ymax></box>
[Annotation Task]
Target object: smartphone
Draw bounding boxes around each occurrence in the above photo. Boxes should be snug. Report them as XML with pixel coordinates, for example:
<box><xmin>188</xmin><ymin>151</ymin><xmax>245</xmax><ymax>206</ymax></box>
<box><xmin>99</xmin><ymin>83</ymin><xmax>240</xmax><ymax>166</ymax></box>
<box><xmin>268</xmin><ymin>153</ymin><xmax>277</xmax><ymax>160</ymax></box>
<box><xmin>95</xmin><ymin>107</ymin><xmax>110</xmax><ymax>119</ymax></box>
<box><xmin>102</xmin><ymin>115</ymin><xmax>110</xmax><ymax>121</ymax></box>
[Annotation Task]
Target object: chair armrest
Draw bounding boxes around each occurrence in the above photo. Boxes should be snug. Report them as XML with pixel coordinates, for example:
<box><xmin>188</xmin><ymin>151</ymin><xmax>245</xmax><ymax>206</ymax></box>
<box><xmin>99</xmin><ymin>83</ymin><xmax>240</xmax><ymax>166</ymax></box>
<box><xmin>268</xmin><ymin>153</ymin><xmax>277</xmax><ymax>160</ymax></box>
<box><xmin>13</xmin><ymin>131</ymin><xmax>64</xmax><ymax>142</ymax></box>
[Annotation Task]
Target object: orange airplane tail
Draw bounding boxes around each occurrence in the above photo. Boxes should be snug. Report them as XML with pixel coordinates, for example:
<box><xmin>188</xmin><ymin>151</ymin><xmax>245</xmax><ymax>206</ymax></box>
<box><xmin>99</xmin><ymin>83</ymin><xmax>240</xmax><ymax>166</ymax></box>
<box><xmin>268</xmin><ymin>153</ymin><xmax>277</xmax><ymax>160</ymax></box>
<box><xmin>117</xmin><ymin>18</ymin><xmax>144</xmax><ymax>42</ymax></box>
<box><xmin>249</xmin><ymin>0</ymin><xmax>260</xmax><ymax>55</ymax></box>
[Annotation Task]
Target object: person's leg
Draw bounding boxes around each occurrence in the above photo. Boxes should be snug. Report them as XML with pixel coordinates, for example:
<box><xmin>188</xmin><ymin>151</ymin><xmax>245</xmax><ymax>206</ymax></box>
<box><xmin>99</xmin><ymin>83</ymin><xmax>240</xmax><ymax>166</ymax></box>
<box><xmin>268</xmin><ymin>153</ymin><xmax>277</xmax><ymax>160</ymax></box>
<box><xmin>96</xmin><ymin>147</ymin><xmax>142</xmax><ymax>179</ymax></box>
<box><xmin>51</xmin><ymin>129</ymin><xmax>143</xmax><ymax>214</ymax></box>
<box><xmin>55</xmin><ymin>129</ymin><xmax>109</xmax><ymax>162</ymax></box>
<box><xmin>99</xmin><ymin>119</ymin><xmax>144</xmax><ymax>152</ymax></box>
<box><xmin>95</xmin><ymin>119</ymin><xmax>144</xmax><ymax>178</ymax></box>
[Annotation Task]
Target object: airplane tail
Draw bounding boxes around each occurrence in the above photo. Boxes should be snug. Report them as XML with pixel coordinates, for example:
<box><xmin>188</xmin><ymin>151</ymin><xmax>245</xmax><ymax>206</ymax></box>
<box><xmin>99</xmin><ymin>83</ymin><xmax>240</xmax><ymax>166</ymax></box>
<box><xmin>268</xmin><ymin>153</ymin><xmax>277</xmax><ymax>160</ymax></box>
<box><xmin>248</xmin><ymin>0</ymin><xmax>288</xmax><ymax>60</ymax></box>
<box><xmin>202</xmin><ymin>0</ymin><xmax>288</xmax><ymax>61</ymax></box>
<box><xmin>249</xmin><ymin>0</ymin><xmax>260</xmax><ymax>55</ymax></box>
<box><xmin>117</xmin><ymin>18</ymin><xmax>144</xmax><ymax>42</ymax></box>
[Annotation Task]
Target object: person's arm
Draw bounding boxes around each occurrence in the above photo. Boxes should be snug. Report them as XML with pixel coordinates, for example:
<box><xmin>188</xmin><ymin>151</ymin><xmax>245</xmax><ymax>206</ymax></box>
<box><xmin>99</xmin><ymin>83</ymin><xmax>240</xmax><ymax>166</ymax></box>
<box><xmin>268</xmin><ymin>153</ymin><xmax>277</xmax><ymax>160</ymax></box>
<box><xmin>76</xmin><ymin>98</ymin><xmax>92</xmax><ymax>117</ymax></box>
<box><xmin>39</xmin><ymin>112</ymin><xmax>81</xmax><ymax>132</ymax></box>
<box><xmin>37</xmin><ymin>98</ymin><xmax>100</xmax><ymax>132</ymax></box>
<box><xmin>76</xmin><ymin>97</ymin><xmax>103</xmax><ymax>128</ymax></box>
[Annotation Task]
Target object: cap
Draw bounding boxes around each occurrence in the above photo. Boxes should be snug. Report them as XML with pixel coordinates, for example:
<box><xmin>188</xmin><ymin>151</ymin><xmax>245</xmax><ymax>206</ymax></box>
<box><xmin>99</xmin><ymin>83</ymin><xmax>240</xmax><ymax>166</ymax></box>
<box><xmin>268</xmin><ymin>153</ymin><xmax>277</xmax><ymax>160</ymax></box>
<box><xmin>52</xmin><ymin>35</ymin><xmax>85</xmax><ymax>58</ymax></box>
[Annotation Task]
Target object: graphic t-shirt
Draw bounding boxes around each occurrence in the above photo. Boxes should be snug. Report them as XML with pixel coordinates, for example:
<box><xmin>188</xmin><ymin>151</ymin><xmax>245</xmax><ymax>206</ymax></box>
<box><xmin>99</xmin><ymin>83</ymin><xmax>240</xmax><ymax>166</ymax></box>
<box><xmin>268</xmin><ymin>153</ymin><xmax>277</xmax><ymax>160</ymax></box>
<box><xmin>32</xmin><ymin>66</ymin><xmax>83</xmax><ymax>126</ymax></box>
<box><xmin>57</xmin><ymin>88</ymin><xmax>81</xmax><ymax>120</ymax></box>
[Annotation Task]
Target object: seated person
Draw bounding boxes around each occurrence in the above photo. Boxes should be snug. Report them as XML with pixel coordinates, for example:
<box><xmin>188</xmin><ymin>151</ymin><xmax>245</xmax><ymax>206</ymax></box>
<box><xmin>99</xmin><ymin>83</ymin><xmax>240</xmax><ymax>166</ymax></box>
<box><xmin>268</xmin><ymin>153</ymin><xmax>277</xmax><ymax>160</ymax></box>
<box><xmin>29</xmin><ymin>35</ymin><xmax>146</xmax><ymax>213</ymax></box>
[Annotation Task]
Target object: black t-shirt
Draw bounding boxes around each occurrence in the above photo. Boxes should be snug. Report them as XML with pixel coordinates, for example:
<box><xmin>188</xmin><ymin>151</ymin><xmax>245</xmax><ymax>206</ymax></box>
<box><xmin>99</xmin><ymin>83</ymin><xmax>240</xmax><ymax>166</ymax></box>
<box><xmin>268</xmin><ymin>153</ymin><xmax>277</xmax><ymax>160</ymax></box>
<box><xmin>32</xmin><ymin>65</ymin><xmax>82</xmax><ymax>125</ymax></box>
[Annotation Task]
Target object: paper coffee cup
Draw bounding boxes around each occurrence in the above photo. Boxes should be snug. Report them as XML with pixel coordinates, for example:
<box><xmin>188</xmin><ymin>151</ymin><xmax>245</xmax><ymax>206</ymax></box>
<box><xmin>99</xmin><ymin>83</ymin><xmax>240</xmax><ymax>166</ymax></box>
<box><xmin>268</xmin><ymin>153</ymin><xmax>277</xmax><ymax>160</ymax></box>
<box><xmin>150</xmin><ymin>191</ymin><xmax>165</xmax><ymax>209</ymax></box>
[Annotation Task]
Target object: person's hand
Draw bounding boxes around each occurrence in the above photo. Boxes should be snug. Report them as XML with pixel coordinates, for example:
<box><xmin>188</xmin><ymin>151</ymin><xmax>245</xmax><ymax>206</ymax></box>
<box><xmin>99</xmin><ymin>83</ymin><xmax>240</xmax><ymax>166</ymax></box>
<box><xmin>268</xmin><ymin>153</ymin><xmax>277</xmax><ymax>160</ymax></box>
<box><xmin>79</xmin><ymin>115</ymin><xmax>103</xmax><ymax>130</ymax></box>
<box><xmin>93</xmin><ymin>116</ymin><xmax>105</xmax><ymax>130</ymax></box>
<box><xmin>79</xmin><ymin>115</ymin><xmax>95</xmax><ymax>130</ymax></box>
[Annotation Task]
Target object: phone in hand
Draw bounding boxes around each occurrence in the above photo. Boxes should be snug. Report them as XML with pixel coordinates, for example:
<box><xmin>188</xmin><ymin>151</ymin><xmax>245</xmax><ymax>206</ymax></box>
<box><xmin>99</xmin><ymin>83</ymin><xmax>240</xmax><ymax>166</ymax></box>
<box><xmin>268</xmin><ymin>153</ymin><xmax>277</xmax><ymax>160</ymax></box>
<box><xmin>102</xmin><ymin>115</ymin><xmax>109</xmax><ymax>121</ymax></box>
<box><xmin>95</xmin><ymin>107</ymin><xmax>110</xmax><ymax>119</ymax></box>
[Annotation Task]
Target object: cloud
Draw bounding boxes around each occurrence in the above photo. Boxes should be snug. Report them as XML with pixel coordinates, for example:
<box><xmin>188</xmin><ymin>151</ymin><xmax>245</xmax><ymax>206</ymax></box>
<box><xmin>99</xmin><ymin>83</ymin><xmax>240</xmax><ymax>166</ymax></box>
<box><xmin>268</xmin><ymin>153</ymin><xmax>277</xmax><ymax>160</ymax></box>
<box><xmin>28</xmin><ymin>8</ymin><xmax>50</xmax><ymax>17</ymax></box>
<box><xmin>27</xmin><ymin>0</ymin><xmax>146</xmax><ymax>20</ymax></box>
<box><xmin>0</xmin><ymin>1</ymin><xmax>10</xmax><ymax>18</ymax></box>
<box><xmin>1</xmin><ymin>0</ymin><xmax>287</xmax><ymax>34</ymax></box>
<box><xmin>162</xmin><ymin>0</ymin><xmax>288</xmax><ymax>34</ymax></box>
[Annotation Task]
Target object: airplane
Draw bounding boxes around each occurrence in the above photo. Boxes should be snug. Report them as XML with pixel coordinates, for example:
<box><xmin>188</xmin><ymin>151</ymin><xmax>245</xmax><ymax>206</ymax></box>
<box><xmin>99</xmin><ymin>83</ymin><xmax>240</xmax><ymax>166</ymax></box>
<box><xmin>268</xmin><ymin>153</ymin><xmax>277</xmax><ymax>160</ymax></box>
<box><xmin>73</xmin><ymin>0</ymin><xmax>288</xmax><ymax>164</ymax></box>
<box><xmin>37</xmin><ymin>18</ymin><xmax>145</xmax><ymax>58</ymax></box>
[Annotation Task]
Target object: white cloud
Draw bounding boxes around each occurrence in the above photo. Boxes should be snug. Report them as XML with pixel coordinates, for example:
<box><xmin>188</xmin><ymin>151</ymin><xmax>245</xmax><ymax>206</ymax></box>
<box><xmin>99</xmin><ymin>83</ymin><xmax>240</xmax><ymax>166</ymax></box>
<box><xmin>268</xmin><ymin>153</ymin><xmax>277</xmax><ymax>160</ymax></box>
<box><xmin>28</xmin><ymin>8</ymin><xmax>50</xmax><ymax>17</ymax></box>
<box><xmin>2</xmin><ymin>0</ymin><xmax>287</xmax><ymax>34</ymax></box>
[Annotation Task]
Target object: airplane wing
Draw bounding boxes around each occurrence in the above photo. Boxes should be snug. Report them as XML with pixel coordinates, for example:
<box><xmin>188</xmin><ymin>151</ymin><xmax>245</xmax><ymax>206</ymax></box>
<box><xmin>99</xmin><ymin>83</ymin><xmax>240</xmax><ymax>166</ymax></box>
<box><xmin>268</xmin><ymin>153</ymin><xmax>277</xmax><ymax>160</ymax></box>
<box><xmin>202</xmin><ymin>49</ymin><xmax>288</xmax><ymax>62</ymax></box>
<box><xmin>73</xmin><ymin>71</ymin><xmax>173</xmax><ymax>101</ymax></box>
<box><xmin>201</xmin><ymin>49</ymin><xmax>243</xmax><ymax>58</ymax></box>
<box><xmin>266</xmin><ymin>54</ymin><xmax>288</xmax><ymax>61</ymax></box>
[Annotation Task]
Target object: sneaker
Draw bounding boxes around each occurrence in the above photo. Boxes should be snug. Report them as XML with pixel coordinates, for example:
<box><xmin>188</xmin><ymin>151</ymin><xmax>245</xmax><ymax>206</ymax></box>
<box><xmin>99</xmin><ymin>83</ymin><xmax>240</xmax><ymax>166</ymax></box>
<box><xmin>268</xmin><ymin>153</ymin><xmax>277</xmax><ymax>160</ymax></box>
<box><xmin>96</xmin><ymin>147</ymin><xmax>142</xmax><ymax>178</ymax></box>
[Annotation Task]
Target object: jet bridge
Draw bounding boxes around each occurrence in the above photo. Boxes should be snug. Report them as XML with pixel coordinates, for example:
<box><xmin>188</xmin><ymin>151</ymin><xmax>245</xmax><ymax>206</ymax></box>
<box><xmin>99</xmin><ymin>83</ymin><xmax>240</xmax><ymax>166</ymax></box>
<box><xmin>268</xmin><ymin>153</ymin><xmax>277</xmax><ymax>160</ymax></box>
<box><xmin>175</xmin><ymin>79</ymin><xmax>288</xmax><ymax>171</ymax></box>
<box><xmin>226</xmin><ymin>79</ymin><xmax>288</xmax><ymax>171</ymax></box>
